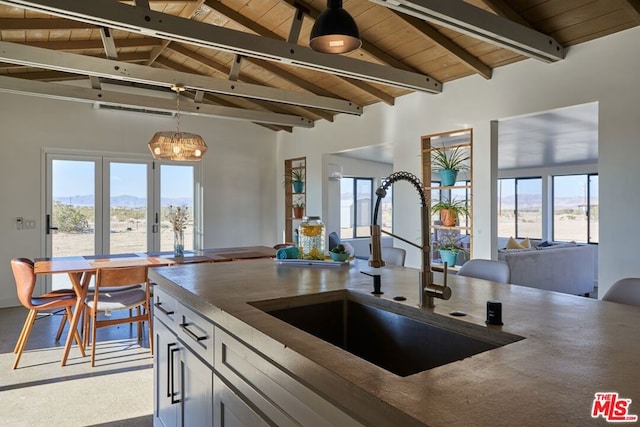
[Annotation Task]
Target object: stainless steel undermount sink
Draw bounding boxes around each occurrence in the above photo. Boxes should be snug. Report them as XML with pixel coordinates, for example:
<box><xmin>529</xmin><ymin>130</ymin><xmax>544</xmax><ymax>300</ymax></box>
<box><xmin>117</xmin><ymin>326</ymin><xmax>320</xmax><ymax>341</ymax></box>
<box><xmin>250</xmin><ymin>290</ymin><xmax>524</xmax><ymax>377</ymax></box>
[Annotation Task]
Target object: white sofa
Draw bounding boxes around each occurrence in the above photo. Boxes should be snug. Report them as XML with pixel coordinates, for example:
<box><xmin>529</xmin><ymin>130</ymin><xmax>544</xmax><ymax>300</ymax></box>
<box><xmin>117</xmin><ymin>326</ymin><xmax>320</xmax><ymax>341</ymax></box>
<box><xmin>497</xmin><ymin>243</ymin><xmax>595</xmax><ymax>296</ymax></box>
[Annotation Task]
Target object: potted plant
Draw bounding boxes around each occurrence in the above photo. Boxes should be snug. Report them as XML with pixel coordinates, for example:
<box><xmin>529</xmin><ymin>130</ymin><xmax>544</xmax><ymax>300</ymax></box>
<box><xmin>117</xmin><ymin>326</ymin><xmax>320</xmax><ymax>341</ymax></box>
<box><xmin>430</xmin><ymin>198</ymin><xmax>469</xmax><ymax>227</ymax></box>
<box><xmin>431</xmin><ymin>143</ymin><xmax>470</xmax><ymax>186</ymax></box>
<box><xmin>434</xmin><ymin>234</ymin><xmax>468</xmax><ymax>268</ymax></box>
<box><xmin>284</xmin><ymin>168</ymin><xmax>305</xmax><ymax>193</ymax></box>
<box><xmin>292</xmin><ymin>201</ymin><xmax>305</xmax><ymax>219</ymax></box>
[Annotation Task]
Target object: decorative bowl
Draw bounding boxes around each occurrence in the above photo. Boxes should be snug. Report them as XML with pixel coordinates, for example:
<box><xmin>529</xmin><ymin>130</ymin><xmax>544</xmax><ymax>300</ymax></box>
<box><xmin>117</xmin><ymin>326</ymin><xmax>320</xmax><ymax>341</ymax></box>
<box><xmin>328</xmin><ymin>251</ymin><xmax>350</xmax><ymax>262</ymax></box>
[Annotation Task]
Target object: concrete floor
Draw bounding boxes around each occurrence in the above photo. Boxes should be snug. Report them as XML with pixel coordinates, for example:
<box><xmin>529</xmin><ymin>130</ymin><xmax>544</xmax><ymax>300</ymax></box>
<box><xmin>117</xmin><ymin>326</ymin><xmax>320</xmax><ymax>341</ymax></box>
<box><xmin>0</xmin><ymin>306</ymin><xmax>153</xmax><ymax>427</ymax></box>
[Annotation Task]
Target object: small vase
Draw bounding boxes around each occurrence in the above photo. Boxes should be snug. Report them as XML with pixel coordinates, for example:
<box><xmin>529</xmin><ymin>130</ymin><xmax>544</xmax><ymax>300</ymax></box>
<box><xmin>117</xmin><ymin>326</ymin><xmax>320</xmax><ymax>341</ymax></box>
<box><xmin>173</xmin><ymin>229</ymin><xmax>184</xmax><ymax>257</ymax></box>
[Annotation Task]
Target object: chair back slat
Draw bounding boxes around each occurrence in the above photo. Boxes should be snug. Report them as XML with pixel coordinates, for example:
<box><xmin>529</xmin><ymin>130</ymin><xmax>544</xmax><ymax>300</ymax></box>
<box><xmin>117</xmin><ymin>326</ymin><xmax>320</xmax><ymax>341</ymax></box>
<box><xmin>95</xmin><ymin>265</ymin><xmax>149</xmax><ymax>291</ymax></box>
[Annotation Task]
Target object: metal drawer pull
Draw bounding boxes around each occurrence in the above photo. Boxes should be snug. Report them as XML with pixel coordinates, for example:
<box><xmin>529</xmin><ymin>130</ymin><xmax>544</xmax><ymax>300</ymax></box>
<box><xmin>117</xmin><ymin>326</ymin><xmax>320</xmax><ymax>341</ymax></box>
<box><xmin>169</xmin><ymin>346</ymin><xmax>181</xmax><ymax>404</ymax></box>
<box><xmin>180</xmin><ymin>322</ymin><xmax>207</xmax><ymax>341</ymax></box>
<box><xmin>154</xmin><ymin>302</ymin><xmax>175</xmax><ymax>316</ymax></box>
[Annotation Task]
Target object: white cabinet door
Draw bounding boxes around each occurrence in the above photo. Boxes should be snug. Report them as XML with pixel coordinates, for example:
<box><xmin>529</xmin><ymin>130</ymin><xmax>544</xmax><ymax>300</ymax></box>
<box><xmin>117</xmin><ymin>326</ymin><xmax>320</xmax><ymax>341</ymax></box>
<box><xmin>214</xmin><ymin>375</ymin><xmax>270</xmax><ymax>427</ymax></box>
<box><xmin>154</xmin><ymin>318</ymin><xmax>179</xmax><ymax>427</ymax></box>
<box><xmin>179</xmin><ymin>343</ymin><xmax>214</xmax><ymax>427</ymax></box>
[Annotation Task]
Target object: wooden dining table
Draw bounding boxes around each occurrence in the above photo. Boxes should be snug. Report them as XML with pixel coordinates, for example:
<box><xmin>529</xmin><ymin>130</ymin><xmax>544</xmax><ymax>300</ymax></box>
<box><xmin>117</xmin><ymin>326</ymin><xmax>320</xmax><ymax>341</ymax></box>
<box><xmin>33</xmin><ymin>246</ymin><xmax>276</xmax><ymax>366</ymax></box>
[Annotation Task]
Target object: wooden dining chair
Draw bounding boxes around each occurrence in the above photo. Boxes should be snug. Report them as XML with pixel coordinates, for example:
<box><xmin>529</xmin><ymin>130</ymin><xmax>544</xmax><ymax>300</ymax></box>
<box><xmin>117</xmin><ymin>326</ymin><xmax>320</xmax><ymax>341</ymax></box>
<box><xmin>84</xmin><ymin>265</ymin><xmax>153</xmax><ymax>367</ymax></box>
<box><xmin>11</xmin><ymin>257</ymin><xmax>85</xmax><ymax>369</ymax></box>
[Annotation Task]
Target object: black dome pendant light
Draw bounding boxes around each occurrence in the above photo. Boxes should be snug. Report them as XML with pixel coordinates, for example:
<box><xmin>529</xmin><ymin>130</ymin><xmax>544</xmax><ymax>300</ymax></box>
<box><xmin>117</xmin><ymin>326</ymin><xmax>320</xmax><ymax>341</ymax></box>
<box><xmin>310</xmin><ymin>0</ymin><xmax>361</xmax><ymax>54</ymax></box>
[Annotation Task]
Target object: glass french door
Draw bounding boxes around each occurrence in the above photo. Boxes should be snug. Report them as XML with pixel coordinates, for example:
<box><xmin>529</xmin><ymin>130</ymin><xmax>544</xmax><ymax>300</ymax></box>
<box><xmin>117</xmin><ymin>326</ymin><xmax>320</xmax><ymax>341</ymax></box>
<box><xmin>45</xmin><ymin>153</ymin><xmax>198</xmax><ymax>290</ymax></box>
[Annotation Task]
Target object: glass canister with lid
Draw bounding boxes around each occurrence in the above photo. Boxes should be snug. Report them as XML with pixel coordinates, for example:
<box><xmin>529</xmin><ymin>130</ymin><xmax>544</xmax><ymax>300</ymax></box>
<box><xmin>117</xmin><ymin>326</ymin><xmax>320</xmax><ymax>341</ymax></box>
<box><xmin>298</xmin><ymin>216</ymin><xmax>326</xmax><ymax>260</ymax></box>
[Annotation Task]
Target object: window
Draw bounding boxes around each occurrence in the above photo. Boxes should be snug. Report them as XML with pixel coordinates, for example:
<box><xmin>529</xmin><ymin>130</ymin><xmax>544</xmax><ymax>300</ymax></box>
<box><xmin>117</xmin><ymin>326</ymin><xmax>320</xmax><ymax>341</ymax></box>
<box><xmin>160</xmin><ymin>164</ymin><xmax>196</xmax><ymax>252</ymax></box>
<box><xmin>340</xmin><ymin>177</ymin><xmax>374</xmax><ymax>239</ymax></box>
<box><xmin>47</xmin><ymin>154</ymin><xmax>199</xmax><ymax>257</ymax></box>
<box><xmin>553</xmin><ymin>174</ymin><xmax>598</xmax><ymax>243</ymax></box>
<box><xmin>498</xmin><ymin>177</ymin><xmax>542</xmax><ymax>239</ymax></box>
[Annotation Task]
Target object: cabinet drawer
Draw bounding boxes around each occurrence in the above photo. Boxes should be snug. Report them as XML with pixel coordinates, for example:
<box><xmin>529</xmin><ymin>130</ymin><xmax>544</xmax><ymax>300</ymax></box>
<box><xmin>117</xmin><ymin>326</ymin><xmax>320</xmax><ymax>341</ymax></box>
<box><xmin>215</xmin><ymin>327</ymin><xmax>361</xmax><ymax>427</ymax></box>
<box><xmin>152</xmin><ymin>286</ymin><xmax>177</xmax><ymax>327</ymax></box>
<box><xmin>176</xmin><ymin>303</ymin><xmax>214</xmax><ymax>366</ymax></box>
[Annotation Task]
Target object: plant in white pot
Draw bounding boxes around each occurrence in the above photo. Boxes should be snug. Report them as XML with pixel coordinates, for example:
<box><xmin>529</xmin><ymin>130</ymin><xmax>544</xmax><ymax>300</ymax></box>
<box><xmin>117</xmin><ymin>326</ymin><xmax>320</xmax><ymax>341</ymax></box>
<box><xmin>431</xmin><ymin>143</ymin><xmax>470</xmax><ymax>186</ymax></box>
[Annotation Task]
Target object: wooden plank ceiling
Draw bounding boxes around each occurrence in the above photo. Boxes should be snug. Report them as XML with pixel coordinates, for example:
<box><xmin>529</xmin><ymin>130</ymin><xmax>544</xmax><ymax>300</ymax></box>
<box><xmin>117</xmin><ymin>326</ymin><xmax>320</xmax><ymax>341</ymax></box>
<box><xmin>0</xmin><ymin>0</ymin><xmax>638</xmax><ymax>131</ymax></box>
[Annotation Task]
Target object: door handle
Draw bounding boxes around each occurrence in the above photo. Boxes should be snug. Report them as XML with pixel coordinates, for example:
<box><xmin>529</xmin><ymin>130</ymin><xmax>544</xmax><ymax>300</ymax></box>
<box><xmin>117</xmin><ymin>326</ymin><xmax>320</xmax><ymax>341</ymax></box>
<box><xmin>169</xmin><ymin>345</ymin><xmax>181</xmax><ymax>404</ymax></box>
<box><xmin>46</xmin><ymin>214</ymin><xmax>58</xmax><ymax>235</ymax></box>
<box><xmin>167</xmin><ymin>343</ymin><xmax>176</xmax><ymax>399</ymax></box>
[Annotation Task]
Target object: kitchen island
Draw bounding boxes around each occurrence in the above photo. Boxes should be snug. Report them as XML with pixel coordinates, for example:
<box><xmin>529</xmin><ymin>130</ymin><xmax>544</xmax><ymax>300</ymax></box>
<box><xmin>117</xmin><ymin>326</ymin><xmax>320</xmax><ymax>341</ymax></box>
<box><xmin>150</xmin><ymin>258</ymin><xmax>640</xmax><ymax>426</ymax></box>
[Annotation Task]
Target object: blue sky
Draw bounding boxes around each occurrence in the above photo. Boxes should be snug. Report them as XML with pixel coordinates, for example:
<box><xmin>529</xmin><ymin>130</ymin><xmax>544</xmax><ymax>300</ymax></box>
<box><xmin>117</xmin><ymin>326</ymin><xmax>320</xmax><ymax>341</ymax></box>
<box><xmin>52</xmin><ymin>160</ymin><xmax>193</xmax><ymax>199</ymax></box>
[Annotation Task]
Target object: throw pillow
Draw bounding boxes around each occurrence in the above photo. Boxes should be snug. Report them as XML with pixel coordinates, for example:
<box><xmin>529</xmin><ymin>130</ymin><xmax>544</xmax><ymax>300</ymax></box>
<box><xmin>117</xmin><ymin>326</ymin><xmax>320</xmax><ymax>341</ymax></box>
<box><xmin>506</xmin><ymin>237</ymin><xmax>523</xmax><ymax>249</ymax></box>
<box><xmin>506</xmin><ymin>237</ymin><xmax>531</xmax><ymax>249</ymax></box>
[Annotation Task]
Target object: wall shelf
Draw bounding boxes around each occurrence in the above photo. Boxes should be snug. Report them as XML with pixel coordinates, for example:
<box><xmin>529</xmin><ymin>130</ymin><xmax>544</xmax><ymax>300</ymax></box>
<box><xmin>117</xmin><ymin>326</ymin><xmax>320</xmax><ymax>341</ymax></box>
<box><xmin>421</xmin><ymin>129</ymin><xmax>473</xmax><ymax>269</ymax></box>
<box><xmin>284</xmin><ymin>157</ymin><xmax>306</xmax><ymax>243</ymax></box>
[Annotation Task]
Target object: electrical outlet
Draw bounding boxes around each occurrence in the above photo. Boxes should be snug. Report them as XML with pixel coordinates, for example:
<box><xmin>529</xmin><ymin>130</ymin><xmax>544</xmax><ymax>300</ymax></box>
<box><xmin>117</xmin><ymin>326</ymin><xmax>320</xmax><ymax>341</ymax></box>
<box><xmin>24</xmin><ymin>220</ymin><xmax>36</xmax><ymax>230</ymax></box>
<box><xmin>15</xmin><ymin>217</ymin><xmax>23</xmax><ymax>230</ymax></box>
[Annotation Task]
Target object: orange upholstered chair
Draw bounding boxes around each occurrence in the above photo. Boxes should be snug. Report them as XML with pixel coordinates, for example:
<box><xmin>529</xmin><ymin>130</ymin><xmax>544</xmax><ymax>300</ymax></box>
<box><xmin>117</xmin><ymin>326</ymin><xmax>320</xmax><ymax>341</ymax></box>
<box><xmin>11</xmin><ymin>257</ymin><xmax>85</xmax><ymax>369</ymax></box>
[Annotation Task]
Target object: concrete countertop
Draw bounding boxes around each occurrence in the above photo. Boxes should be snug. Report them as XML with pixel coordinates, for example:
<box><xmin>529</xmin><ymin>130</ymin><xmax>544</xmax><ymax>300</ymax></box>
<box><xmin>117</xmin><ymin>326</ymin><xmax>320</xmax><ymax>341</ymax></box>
<box><xmin>150</xmin><ymin>258</ymin><xmax>640</xmax><ymax>426</ymax></box>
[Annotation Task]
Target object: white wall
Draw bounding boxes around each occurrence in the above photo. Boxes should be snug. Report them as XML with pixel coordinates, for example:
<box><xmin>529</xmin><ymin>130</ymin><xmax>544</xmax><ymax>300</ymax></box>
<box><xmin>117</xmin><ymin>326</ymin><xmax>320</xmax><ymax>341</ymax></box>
<box><xmin>0</xmin><ymin>88</ymin><xmax>278</xmax><ymax>307</ymax></box>
<box><xmin>278</xmin><ymin>26</ymin><xmax>640</xmax><ymax>299</ymax></box>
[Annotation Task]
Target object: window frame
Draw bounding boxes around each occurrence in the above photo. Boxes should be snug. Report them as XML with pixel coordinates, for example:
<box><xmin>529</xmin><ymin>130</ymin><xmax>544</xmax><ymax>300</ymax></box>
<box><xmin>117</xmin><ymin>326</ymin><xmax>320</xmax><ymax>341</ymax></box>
<box><xmin>552</xmin><ymin>173</ymin><xmax>598</xmax><ymax>244</ymax></box>
<box><xmin>498</xmin><ymin>176</ymin><xmax>542</xmax><ymax>239</ymax></box>
<box><xmin>340</xmin><ymin>177</ymin><xmax>374</xmax><ymax>239</ymax></box>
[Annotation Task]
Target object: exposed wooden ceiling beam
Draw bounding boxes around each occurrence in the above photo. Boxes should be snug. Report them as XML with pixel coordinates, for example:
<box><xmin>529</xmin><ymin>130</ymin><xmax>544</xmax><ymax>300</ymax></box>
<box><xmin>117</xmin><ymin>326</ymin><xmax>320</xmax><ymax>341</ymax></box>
<box><xmin>479</xmin><ymin>0</ymin><xmax>533</xmax><ymax>28</ymax></box>
<box><xmin>0</xmin><ymin>74</ymin><xmax>313</xmax><ymax>127</ymax></box>
<box><xmin>97</xmin><ymin>76</ymin><xmax>292</xmax><ymax>131</ymax></box>
<box><xmin>618</xmin><ymin>0</ymin><xmax>640</xmax><ymax>24</ymax></box>
<box><xmin>21</xmin><ymin>38</ymin><xmax>161</xmax><ymax>51</ymax></box>
<box><xmin>133</xmin><ymin>0</ymin><xmax>149</xmax><ymax>8</ymax></box>
<box><xmin>203</xmin><ymin>0</ymin><xmax>393</xmax><ymax>105</ymax></box>
<box><xmin>3</xmin><ymin>70</ymin><xmax>83</xmax><ymax>81</ymax></box>
<box><xmin>99</xmin><ymin>27</ymin><xmax>118</xmax><ymax>59</ymax></box>
<box><xmin>390</xmin><ymin>11</ymin><xmax>492</xmax><ymax>80</ymax></box>
<box><xmin>342</xmin><ymin>77</ymin><xmax>394</xmax><ymax>106</ymax></box>
<box><xmin>368</xmin><ymin>0</ymin><xmax>564</xmax><ymax>62</ymax></box>
<box><xmin>0</xmin><ymin>18</ymin><xmax>96</xmax><ymax>29</ymax></box>
<box><xmin>145</xmin><ymin>0</ymin><xmax>204</xmax><ymax>66</ymax></box>
<box><xmin>182</xmin><ymin>90</ymin><xmax>292</xmax><ymax>132</ymax></box>
<box><xmin>242</xmin><ymin>57</ymin><xmax>337</xmax><ymax>99</ymax></box>
<box><xmin>166</xmin><ymin>44</ymin><xmax>334</xmax><ymax>122</ymax></box>
<box><xmin>0</xmin><ymin>41</ymin><xmax>360</xmax><ymax>114</ymax></box>
<box><xmin>154</xmin><ymin>56</ymin><xmax>328</xmax><ymax>123</ymax></box>
<box><xmin>0</xmin><ymin>0</ymin><xmax>441</xmax><ymax>93</ymax></box>
<box><xmin>0</xmin><ymin>51</ymin><xmax>150</xmax><ymax>69</ymax></box>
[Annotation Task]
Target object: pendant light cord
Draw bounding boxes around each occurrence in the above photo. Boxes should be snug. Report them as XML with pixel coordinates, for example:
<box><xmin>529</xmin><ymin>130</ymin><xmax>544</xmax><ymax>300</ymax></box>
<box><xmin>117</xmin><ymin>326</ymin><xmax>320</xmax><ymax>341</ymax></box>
<box><xmin>172</xmin><ymin>84</ymin><xmax>185</xmax><ymax>134</ymax></box>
